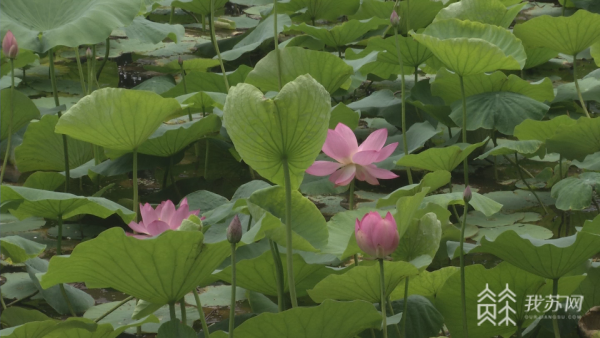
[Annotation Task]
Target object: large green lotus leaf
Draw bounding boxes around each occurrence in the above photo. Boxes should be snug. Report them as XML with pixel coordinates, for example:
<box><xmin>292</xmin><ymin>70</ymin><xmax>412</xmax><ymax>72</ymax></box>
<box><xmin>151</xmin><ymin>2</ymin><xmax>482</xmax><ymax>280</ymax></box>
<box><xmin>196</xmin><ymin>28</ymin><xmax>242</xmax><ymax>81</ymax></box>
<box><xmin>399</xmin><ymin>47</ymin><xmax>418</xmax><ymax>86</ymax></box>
<box><xmin>308</xmin><ymin>261</ymin><xmax>418</xmax><ymax>303</ymax></box>
<box><xmin>0</xmin><ymin>236</ymin><xmax>45</xmax><ymax>264</ymax></box>
<box><xmin>524</xmin><ymin>46</ymin><xmax>559</xmax><ymax>69</ymax></box>
<box><xmin>473</xmin><ymin>224</ymin><xmax>554</xmax><ymax>241</ymax></box>
<box><xmin>156</xmin><ymin>320</ymin><xmax>196</xmax><ymax>338</ymax></box>
<box><xmin>546</xmin><ymin>116</ymin><xmax>600</xmax><ymax>161</ymax></box>
<box><xmin>396</xmin><ymin>139</ymin><xmax>488</xmax><ymax>172</ymax></box>
<box><xmin>220</xmin><ymin>14</ymin><xmax>292</xmax><ymax>61</ymax></box>
<box><xmin>0</xmin><ymin>89</ymin><xmax>40</xmax><ymax>141</ymax></box>
<box><xmin>23</xmin><ymin>172</ymin><xmax>66</xmax><ymax>191</ymax></box>
<box><xmin>162</xmin><ymin>65</ymin><xmax>252</xmax><ymax>96</ymax></box>
<box><xmin>40</xmin><ymin>228</ymin><xmax>231</xmax><ymax>305</ymax></box>
<box><xmin>368</xmin><ymin>36</ymin><xmax>434</xmax><ymax>68</ymax></box>
<box><xmin>2</xmin><ymin>317</ymin><xmax>158</xmax><ymax>338</ymax></box>
<box><xmin>411</xmin><ymin>19</ymin><xmax>526</xmax><ymax>76</ymax></box>
<box><xmin>245</xmin><ymin>47</ymin><xmax>353</xmax><ymax>93</ymax></box>
<box><xmin>285</xmin><ymin>18</ymin><xmax>387</xmax><ymax>49</ymax></box>
<box><xmin>144</xmin><ymin>58</ymin><xmax>221</xmax><ymax>74</ymax></box>
<box><xmin>577</xmin><ymin>266</ymin><xmax>600</xmax><ymax>314</ymax></box>
<box><xmin>344</xmin><ymin>47</ymin><xmax>413</xmax><ymax>78</ymax></box>
<box><xmin>514</xmin><ymin>115</ymin><xmax>576</xmax><ymax>142</ymax></box>
<box><xmin>215</xmin><ymin>250</ymin><xmax>336</xmax><ymax>297</ymax></box>
<box><xmin>396</xmin><ymin>0</ymin><xmax>445</xmax><ymax>35</ymax></box>
<box><xmin>450</xmin><ymin>91</ymin><xmax>549</xmax><ymax>135</ymax></box>
<box><xmin>434</xmin><ymin>0</ymin><xmax>525</xmax><ymax>28</ymax></box>
<box><xmin>377</xmin><ymin>171</ymin><xmax>451</xmax><ymax>208</ymax></box>
<box><xmin>409</xmin><ymin>79</ymin><xmax>455</xmax><ymax>127</ymax></box>
<box><xmin>423</xmin><ymin>191</ymin><xmax>503</xmax><ymax>217</ymax></box>
<box><xmin>329</xmin><ymin>103</ymin><xmax>360</xmax><ymax>130</ymax></box>
<box><xmin>0</xmin><ymin>185</ymin><xmax>135</xmax><ymax>222</ymax></box>
<box><xmin>247</xmin><ymin>186</ymin><xmax>328</xmax><ymax>251</ymax></box>
<box><xmin>14</xmin><ymin>115</ymin><xmax>93</xmax><ymax>173</ymax></box>
<box><xmin>392</xmin><ymin>213</ymin><xmax>441</xmax><ymax>263</ymax></box>
<box><xmin>393</xmin><ymin>190</ymin><xmax>430</xmax><ymax>242</ymax></box>
<box><xmin>176</xmin><ymin>91</ymin><xmax>227</xmax><ymax>114</ymax></box>
<box><xmin>477</xmin><ymin>139</ymin><xmax>545</xmax><ymax>159</ymax></box>
<box><xmin>473</xmin><ymin>220</ymin><xmax>600</xmax><ymax>279</ymax></box>
<box><xmin>592</xmin><ymin>42</ymin><xmax>600</xmax><ymax>66</ymax></box>
<box><xmin>0</xmin><ymin>0</ymin><xmax>139</xmax><ymax>53</ymax></box>
<box><xmin>55</xmin><ymin>88</ymin><xmax>182</xmax><ymax>151</ymax></box>
<box><xmin>0</xmin><ymin>49</ymin><xmax>39</xmax><ymax>77</ymax></box>
<box><xmin>554</xmin><ymin>68</ymin><xmax>600</xmax><ymax>103</ymax></box>
<box><xmin>348</xmin><ymin>0</ymin><xmax>394</xmax><ymax>20</ymax></box>
<box><xmin>436</xmin><ymin>262</ymin><xmax>547</xmax><ymax>338</ymax></box>
<box><xmin>279</xmin><ymin>0</ymin><xmax>360</xmax><ymax>23</ymax></box>
<box><xmin>320</xmin><ymin>207</ymin><xmax>382</xmax><ymax>260</ymax></box>
<box><xmin>513</xmin><ymin>10</ymin><xmax>600</xmax><ymax>56</ymax></box>
<box><xmin>172</xmin><ymin>0</ymin><xmax>228</xmax><ymax>16</ymax></box>
<box><xmin>0</xmin><ymin>307</ymin><xmax>51</xmax><ymax>328</ymax></box>
<box><xmin>431</xmin><ymin>68</ymin><xmax>554</xmax><ymax>104</ymax></box>
<box><xmin>123</xmin><ymin>16</ymin><xmax>185</xmax><ymax>44</ymax></box>
<box><xmin>224</xmin><ymin>75</ymin><xmax>330</xmax><ymax>190</ymax></box>
<box><xmin>551</xmin><ymin>172</ymin><xmax>600</xmax><ymax>211</ymax></box>
<box><xmin>390</xmin><ymin>266</ymin><xmax>458</xmax><ymax>302</ymax></box>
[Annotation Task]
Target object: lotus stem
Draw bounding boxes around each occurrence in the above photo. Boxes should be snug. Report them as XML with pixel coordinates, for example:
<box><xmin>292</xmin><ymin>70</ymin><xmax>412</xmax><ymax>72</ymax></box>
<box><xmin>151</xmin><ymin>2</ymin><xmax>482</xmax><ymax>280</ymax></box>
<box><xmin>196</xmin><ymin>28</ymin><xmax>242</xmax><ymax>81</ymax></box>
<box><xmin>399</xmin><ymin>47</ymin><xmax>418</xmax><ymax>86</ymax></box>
<box><xmin>552</xmin><ymin>279</ymin><xmax>560</xmax><ymax>338</ymax></box>
<box><xmin>394</xmin><ymin>26</ymin><xmax>413</xmax><ymax>184</ymax></box>
<box><xmin>246</xmin><ymin>215</ymin><xmax>253</xmax><ymax>231</ymax></box>
<box><xmin>572</xmin><ymin>54</ymin><xmax>590</xmax><ymax>118</ymax></box>
<box><xmin>349</xmin><ymin>180</ymin><xmax>360</xmax><ymax>267</ymax></box>
<box><xmin>177</xmin><ymin>299</ymin><xmax>186</xmax><ymax>325</ymax></box>
<box><xmin>59</xmin><ymin>284</ymin><xmax>76</xmax><ymax>317</ymax></box>
<box><xmin>48</xmin><ymin>49</ymin><xmax>71</xmax><ymax>192</ymax></box>
<box><xmin>179</xmin><ymin>64</ymin><xmax>193</xmax><ymax>121</ymax></box>
<box><xmin>74</xmin><ymin>47</ymin><xmax>87</xmax><ymax>94</ymax></box>
<box><xmin>379</xmin><ymin>259</ymin><xmax>387</xmax><ymax>338</ymax></box>
<box><xmin>201</xmin><ymin>14</ymin><xmax>206</xmax><ymax>31</ymax></box>
<box><xmin>229</xmin><ymin>243</ymin><xmax>237</xmax><ymax>337</ymax></box>
<box><xmin>0</xmin><ymin>295</ymin><xmax>6</xmax><ymax>310</ymax></box>
<box><xmin>133</xmin><ymin>148</ymin><xmax>139</xmax><ymax>220</ymax></box>
<box><xmin>282</xmin><ymin>160</ymin><xmax>298</xmax><ymax>308</ymax></box>
<box><xmin>401</xmin><ymin>277</ymin><xmax>409</xmax><ymax>338</ymax></box>
<box><xmin>386</xmin><ymin>296</ymin><xmax>401</xmax><ymax>337</ymax></box>
<box><xmin>0</xmin><ymin>60</ymin><xmax>15</xmax><ymax>183</ymax></box>
<box><xmin>169</xmin><ymin>302</ymin><xmax>177</xmax><ymax>321</ymax></box>
<box><xmin>269</xmin><ymin>239</ymin><xmax>285</xmax><ymax>312</ymax></box>
<box><xmin>57</xmin><ymin>213</ymin><xmax>77</xmax><ymax>317</ymax></box>
<box><xmin>6</xmin><ymin>290</ymin><xmax>39</xmax><ymax>308</ymax></box>
<box><xmin>170</xmin><ymin>6</ymin><xmax>175</xmax><ymax>24</ymax></box>
<box><xmin>492</xmin><ymin>130</ymin><xmax>498</xmax><ymax>181</ymax></box>
<box><xmin>459</xmin><ymin>203</ymin><xmax>469</xmax><ymax>338</ymax></box>
<box><xmin>514</xmin><ymin>153</ymin><xmax>548</xmax><ymax>215</ymax></box>
<box><xmin>96</xmin><ymin>38</ymin><xmax>110</xmax><ymax>80</ymax></box>
<box><xmin>94</xmin><ymin>296</ymin><xmax>134</xmax><ymax>323</ymax></box>
<box><xmin>91</xmin><ymin>45</ymin><xmax>99</xmax><ymax>88</ymax></box>
<box><xmin>192</xmin><ymin>289</ymin><xmax>211</xmax><ymax>337</ymax></box>
<box><xmin>459</xmin><ymin>75</ymin><xmax>469</xmax><ymax>186</ymax></box>
<box><xmin>273</xmin><ymin>0</ymin><xmax>283</xmax><ymax>90</ymax></box>
<box><xmin>210</xmin><ymin>0</ymin><xmax>229</xmax><ymax>92</ymax></box>
<box><xmin>204</xmin><ymin>138</ymin><xmax>210</xmax><ymax>179</ymax></box>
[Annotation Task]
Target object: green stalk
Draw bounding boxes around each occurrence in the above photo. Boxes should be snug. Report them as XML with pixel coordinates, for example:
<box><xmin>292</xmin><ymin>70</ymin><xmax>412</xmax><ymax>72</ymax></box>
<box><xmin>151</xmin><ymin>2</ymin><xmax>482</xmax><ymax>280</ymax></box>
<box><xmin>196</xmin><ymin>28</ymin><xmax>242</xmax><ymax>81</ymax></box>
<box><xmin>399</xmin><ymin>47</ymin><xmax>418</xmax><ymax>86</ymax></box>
<box><xmin>349</xmin><ymin>179</ymin><xmax>360</xmax><ymax>267</ymax></box>
<box><xmin>0</xmin><ymin>60</ymin><xmax>15</xmax><ymax>183</ymax></box>
<box><xmin>193</xmin><ymin>289</ymin><xmax>211</xmax><ymax>337</ymax></box>
<box><xmin>133</xmin><ymin>148</ymin><xmax>139</xmax><ymax>220</ymax></box>
<box><xmin>96</xmin><ymin>38</ymin><xmax>110</xmax><ymax>80</ymax></box>
<box><xmin>394</xmin><ymin>26</ymin><xmax>413</xmax><ymax>184</ymax></box>
<box><xmin>379</xmin><ymin>259</ymin><xmax>387</xmax><ymax>338</ymax></box>
<box><xmin>48</xmin><ymin>49</ymin><xmax>71</xmax><ymax>192</ymax></box>
<box><xmin>514</xmin><ymin>153</ymin><xmax>548</xmax><ymax>215</ymax></box>
<box><xmin>210</xmin><ymin>0</ymin><xmax>229</xmax><ymax>92</ymax></box>
<box><xmin>0</xmin><ymin>296</ymin><xmax>6</xmax><ymax>310</ymax></box>
<box><xmin>459</xmin><ymin>204</ymin><xmax>469</xmax><ymax>338</ymax></box>
<box><xmin>180</xmin><ymin>298</ymin><xmax>187</xmax><ymax>325</ymax></box>
<box><xmin>91</xmin><ymin>46</ymin><xmax>99</xmax><ymax>88</ymax></box>
<box><xmin>229</xmin><ymin>243</ymin><xmax>237</xmax><ymax>337</ymax></box>
<box><xmin>74</xmin><ymin>47</ymin><xmax>86</xmax><ymax>94</ymax></box>
<box><xmin>572</xmin><ymin>54</ymin><xmax>590</xmax><ymax>118</ymax></box>
<box><xmin>401</xmin><ymin>277</ymin><xmax>409</xmax><ymax>338</ymax></box>
<box><xmin>492</xmin><ymin>130</ymin><xmax>498</xmax><ymax>181</ymax></box>
<box><xmin>386</xmin><ymin>297</ymin><xmax>401</xmax><ymax>337</ymax></box>
<box><xmin>269</xmin><ymin>240</ymin><xmax>285</xmax><ymax>312</ymax></box>
<box><xmin>459</xmin><ymin>75</ymin><xmax>469</xmax><ymax>186</ymax></box>
<box><xmin>204</xmin><ymin>138</ymin><xmax>210</xmax><ymax>179</ymax></box>
<box><xmin>94</xmin><ymin>296</ymin><xmax>134</xmax><ymax>323</ymax></box>
<box><xmin>282</xmin><ymin>160</ymin><xmax>298</xmax><ymax>308</ymax></box>
<box><xmin>170</xmin><ymin>6</ymin><xmax>175</xmax><ymax>24</ymax></box>
<box><xmin>59</xmin><ymin>284</ymin><xmax>76</xmax><ymax>317</ymax></box>
<box><xmin>57</xmin><ymin>214</ymin><xmax>76</xmax><ymax>317</ymax></box>
<box><xmin>552</xmin><ymin>279</ymin><xmax>560</xmax><ymax>338</ymax></box>
<box><xmin>273</xmin><ymin>0</ymin><xmax>283</xmax><ymax>90</ymax></box>
<box><xmin>246</xmin><ymin>215</ymin><xmax>253</xmax><ymax>231</ymax></box>
<box><xmin>179</xmin><ymin>64</ymin><xmax>193</xmax><ymax>121</ymax></box>
<box><xmin>169</xmin><ymin>302</ymin><xmax>177</xmax><ymax>321</ymax></box>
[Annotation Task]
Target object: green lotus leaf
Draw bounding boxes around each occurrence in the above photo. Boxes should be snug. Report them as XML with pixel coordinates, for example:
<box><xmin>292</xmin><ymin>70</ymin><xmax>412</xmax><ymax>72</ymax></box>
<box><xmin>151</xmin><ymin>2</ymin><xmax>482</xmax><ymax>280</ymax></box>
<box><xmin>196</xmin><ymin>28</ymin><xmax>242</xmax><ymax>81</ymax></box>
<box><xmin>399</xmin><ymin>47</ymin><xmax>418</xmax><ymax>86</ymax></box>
<box><xmin>215</xmin><ymin>250</ymin><xmax>337</xmax><ymax>297</ymax></box>
<box><xmin>172</xmin><ymin>0</ymin><xmax>228</xmax><ymax>17</ymax></box>
<box><xmin>1</xmin><ymin>49</ymin><xmax>39</xmax><ymax>77</ymax></box>
<box><xmin>386</xmin><ymin>296</ymin><xmax>444</xmax><ymax>338</ymax></box>
<box><xmin>514</xmin><ymin>115</ymin><xmax>576</xmax><ymax>142</ymax></box>
<box><xmin>554</xmin><ymin>68</ymin><xmax>600</xmax><ymax>103</ymax></box>
<box><xmin>546</xmin><ymin>115</ymin><xmax>600</xmax><ymax>161</ymax></box>
<box><xmin>247</xmin><ymin>186</ymin><xmax>328</xmax><ymax>251</ymax></box>
<box><xmin>285</xmin><ymin>18</ymin><xmax>387</xmax><ymax>49</ymax></box>
<box><xmin>144</xmin><ymin>58</ymin><xmax>221</xmax><ymax>74</ymax></box>
<box><xmin>434</xmin><ymin>0</ymin><xmax>526</xmax><ymax>28</ymax></box>
<box><xmin>320</xmin><ymin>207</ymin><xmax>382</xmax><ymax>260</ymax></box>
<box><xmin>390</xmin><ymin>266</ymin><xmax>458</xmax><ymax>302</ymax></box>
<box><xmin>245</xmin><ymin>47</ymin><xmax>353</xmax><ymax>93</ymax></box>
<box><xmin>224</xmin><ymin>75</ymin><xmax>331</xmax><ymax>190</ymax></box>
<box><xmin>477</xmin><ymin>139</ymin><xmax>545</xmax><ymax>159</ymax></box>
<box><xmin>176</xmin><ymin>91</ymin><xmax>227</xmax><ymax>114</ymax></box>
<box><xmin>592</xmin><ymin>42</ymin><xmax>600</xmax><ymax>66</ymax></box>
<box><xmin>368</xmin><ymin>36</ymin><xmax>434</xmax><ymax>68</ymax></box>
<box><xmin>436</xmin><ymin>262</ymin><xmax>548</xmax><ymax>338</ymax></box>
<box><xmin>123</xmin><ymin>16</ymin><xmax>185</xmax><ymax>44</ymax></box>
<box><xmin>411</xmin><ymin>19</ymin><xmax>526</xmax><ymax>76</ymax></box>
<box><xmin>0</xmin><ymin>0</ymin><xmax>139</xmax><ymax>53</ymax></box>
<box><xmin>308</xmin><ymin>261</ymin><xmax>418</xmax><ymax>303</ymax></box>
<box><xmin>524</xmin><ymin>46</ymin><xmax>558</xmax><ymax>69</ymax></box>
<box><xmin>0</xmin><ymin>185</ymin><xmax>135</xmax><ymax>222</ymax></box>
<box><xmin>513</xmin><ymin>10</ymin><xmax>600</xmax><ymax>56</ymax></box>
<box><xmin>55</xmin><ymin>88</ymin><xmax>182</xmax><ymax>151</ymax></box>
<box><xmin>348</xmin><ymin>0</ymin><xmax>394</xmax><ymax>20</ymax></box>
<box><xmin>40</xmin><ymin>228</ymin><xmax>231</xmax><ymax>305</ymax></box>
<box><xmin>0</xmin><ymin>236</ymin><xmax>45</xmax><ymax>264</ymax></box>
<box><xmin>279</xmin><ymin>0</ymin><xmax>360</xmax><ymax>23</ymax></box>
<box><xmin>551</xmin><ymin>172</ymin><xmax>600</xmax><ymax>211</ymax></box>
<box><xmin>1</xmin><ymin>273</ymin><xmax>38</xmax><ymax>301</ymax></box>
<box><xmin>1</xmin><ymin>88</ymin><xmax>40</xmax><ymax>142</ymax></box>
<box><xmin>409</xmin><ymin>79</ymin><xmax>455</xmax><ymax>127</ymax></box>
<box><xmin>393</xmin><ymin>212</ymin><xmax>441</xmax><ymax>266</ymax></box>
<box><xmin>473</xmin><ymin>219</ymin><xmax>600</xmax><ymax>279</ymax></box>
<box><xmin>344</xmin><ymin>47</ymin><xmax>413</xmax><ymax>78</ymax></box>
<box><xmin>423</xmin><ymin>191</ymin><xmax>503</xmax><ymax>217</ymax></box>
<box><xmin>474</xmin><ymin>224</ymin><xmax>554</xmax><ymax>241</ymax></box>
<box><xmin>397</xmin><ymin>139</ymin><xmax>488</xmax><ymax>172</ymax></box>
<box><xmin>157</xmin><ymin>320</ymin><xmax>196</xmax><ymax>338</ymax></box>
<box><xmin>329</xmin><ymin>103</ymin><xmax>360</xmax><ymax>130</ymax></box>
<box><xmin>577</xmin><ymin>266</ymin><xmax>600</xmax><ymax>314</ymax></box>
<box><xmin>432</xmin><ymin>68</ymin><xmax>554</xmax><ymax>104</ymax></box>
<box><xmin>23</xmin><ymin>172</ymin><xmax>66</xmax><ymax>191</ymax></box>
<box><xmin>162</xmin><ymin>65</ymin><xmax>252</xmax><ymax>96</ymax></box>
<box><xmin>450</xmin><ymin>91</ymin><xmax>549</xmax><ymax>135</ymax></box>
<box><xmin>377</xmin><ymin>171</ymin><xmax>451</xmax><ymax>208</ymax></box>
<box><xmin>220</xmin><ymin>14</ymin><xmax>292</xmax><ymax>61</ymax></box>
<box><xmin>396</xmin><ymin>0</ymin><xmax>445</xmax><ymax>35</ymax></box>
<box><xmin>0</xmin><ymin>307</ymin><xmax>51</xmax><ymax>328</ymax></box>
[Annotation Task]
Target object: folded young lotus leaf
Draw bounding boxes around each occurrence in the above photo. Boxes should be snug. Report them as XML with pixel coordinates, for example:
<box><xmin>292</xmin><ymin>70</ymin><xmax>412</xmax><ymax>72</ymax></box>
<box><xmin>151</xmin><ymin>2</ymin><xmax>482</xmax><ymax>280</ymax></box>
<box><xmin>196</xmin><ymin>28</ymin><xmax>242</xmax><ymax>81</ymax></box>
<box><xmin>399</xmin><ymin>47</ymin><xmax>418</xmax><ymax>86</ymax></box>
<box><xmin>0</xmin><ymin>236</ymin><xmax>45</xmax><ymax>264</ymax></box>
<box><xmin>393</xmin><ymin>212</ymin><xmax>442</xmax><ymax>264</ymax></box>
<box><xmin>434</xmin><ymin>0</ymin><xmax>526</xmax><ymax>28</ymax></box>
<box><xmin>40</xmin><ymin>228</ymin><xmax>231</xmax><ymax>305</ymax></box>
<box><xmin>0</xmin><ymin>89</ymin><xmax>40</xmax><ymax>141</ymax></box>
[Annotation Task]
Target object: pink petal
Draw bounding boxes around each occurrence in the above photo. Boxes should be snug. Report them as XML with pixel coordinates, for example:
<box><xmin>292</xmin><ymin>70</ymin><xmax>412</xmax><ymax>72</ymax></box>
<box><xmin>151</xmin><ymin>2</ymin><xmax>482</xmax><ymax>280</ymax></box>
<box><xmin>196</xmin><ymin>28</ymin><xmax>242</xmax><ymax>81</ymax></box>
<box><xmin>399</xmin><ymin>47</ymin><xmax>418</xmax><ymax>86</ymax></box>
<box><xmin>323</xmin><ymin>129</ymin><xmax>356</xmax><ymax>164</ymax></box>
<box><xmin>334</xmin><ymin>123</ymin><xmax>358</xmax><ymax>154</ymax></box>
<box><xmin>145</xmin><ymin>220</ymin><xmax>171</xmax><ymax>236</ymax></box>
<box><xmin>355</xmin><ymin>165</ymin><xmax>381</xmax><ymax>185</ymax></box>
<box><xmin>159</xmin><ymin>200</ymin><xmax>176</xmax><ymax>224</ymax></box>
<box><xmin>140</xmin><ymin>203</ymin><xmax>158</xmax><ymax>224</ymax></box>
<box><xmin>328</xmin><ymin>165</ymin><xmax>356</xmax><ymax>187</ymax></box>
<box><xmin>363</xmin><ymin>164</ymin><xmax>399</xmax><ymax>180</ymax></box>
<box><xmin>128</xmin><ymin>221</ymin><xmax>149</xmax><ymax>234</ymax></box>
<box><xmin>352</xmin><ymin>150</ymin><xmax>380</xmax><ymax>166</ymax></box>
<box><xmin>306</xmin><ymin>161</ymin><xmax>342</xmax><ymax>176</ymax></box>
<box><xmin>374</xmin><ymin>143</ymin><xmax>398</xmax><ymax>162</ymax></box>
<box><xmin>358</xmin><ymin>128</ymin><xmax>388</xmax><ymax>152</ymax></box>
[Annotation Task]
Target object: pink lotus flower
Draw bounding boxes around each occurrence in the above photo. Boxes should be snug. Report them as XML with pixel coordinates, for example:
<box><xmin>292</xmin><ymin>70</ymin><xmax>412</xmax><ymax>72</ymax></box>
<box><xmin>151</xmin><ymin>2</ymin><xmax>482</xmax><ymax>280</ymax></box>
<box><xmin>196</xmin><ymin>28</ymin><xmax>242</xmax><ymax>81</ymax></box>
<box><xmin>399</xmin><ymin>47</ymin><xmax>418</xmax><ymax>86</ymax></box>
<box><xmin>2</xmin><ymin>30</ymin><xmax>18</xmax><ymax>59</ymax></box>
<box><xmin>355</xmin><ymin>211</ymin><xmax>399</xmax><ymax>259</ymax></box>
<box><xmin>306</xmin><ymin>123</ymin><xmax>399</xmax><ymax>186</ymax></box>
<box><xmin>128</xmin><ymin>198</ymin><xmax>203</xmax><ymax>238</ymax></box>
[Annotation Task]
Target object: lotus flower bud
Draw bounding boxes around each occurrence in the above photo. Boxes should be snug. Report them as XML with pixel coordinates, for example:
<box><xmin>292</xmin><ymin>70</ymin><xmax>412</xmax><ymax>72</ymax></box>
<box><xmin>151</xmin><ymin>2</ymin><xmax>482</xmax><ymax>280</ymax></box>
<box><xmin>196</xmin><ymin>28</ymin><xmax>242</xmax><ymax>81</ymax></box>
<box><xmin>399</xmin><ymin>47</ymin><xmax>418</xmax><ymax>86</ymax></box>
<box><xmin>178</xmin><ymin>214</ymin><xmax>203</xmax><ymax>232</ymax></box>
<box><xmin>463</xmin><ymin>186</ymin><xmax>472</xmax><ymax>203</ymax></box>
<box><xmin>355</xmin><ymin>212</ymin><xmax>399</xmax><ymax>259</ymax></box>
<box><xmin>390</xmin><ymin>11</ymin><xmax>400</xmax><ymax>27</ymax></box>
<box><xmin>178</xmin><ymin>55</ymin><xmax>183</xmax><ymax>66</ymax></box>
<box><xmin>227</xmin><ymin>215</ymin><xmax>242</xmax><ymax>244</ymax></box>
<box><xmin>86</xmin><ymin>47</ymin><xmax>92</xmax><ymax>59</ymax></box>
<box><xmin>2</xmin><ymin>30</ymin><xmax>19</xmax><ymax>59</ymax></box>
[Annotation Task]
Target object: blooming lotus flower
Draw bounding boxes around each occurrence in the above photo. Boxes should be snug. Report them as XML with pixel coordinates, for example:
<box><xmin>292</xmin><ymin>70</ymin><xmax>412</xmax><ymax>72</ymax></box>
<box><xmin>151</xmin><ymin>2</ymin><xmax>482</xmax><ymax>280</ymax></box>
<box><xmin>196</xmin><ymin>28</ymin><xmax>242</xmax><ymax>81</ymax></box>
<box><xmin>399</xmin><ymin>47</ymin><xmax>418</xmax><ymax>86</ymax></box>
<box><xmin>355</xmin><ymin>211</ymin><xmax>399</xmax><ymax>259</ymax></box>
<box><xmin>128</xmin><ymin>197</ymin><xmax>202</xmax><ymax>238</ymax></box>
<box><xmin>306</xmin><ymin>123</ymin><xmax>399</xmax><ymax>186</ymax></box>
<box><xmin>2</xmin><ymin>30</ymin><xmax>18</xmax><ymax>59</ymax></box>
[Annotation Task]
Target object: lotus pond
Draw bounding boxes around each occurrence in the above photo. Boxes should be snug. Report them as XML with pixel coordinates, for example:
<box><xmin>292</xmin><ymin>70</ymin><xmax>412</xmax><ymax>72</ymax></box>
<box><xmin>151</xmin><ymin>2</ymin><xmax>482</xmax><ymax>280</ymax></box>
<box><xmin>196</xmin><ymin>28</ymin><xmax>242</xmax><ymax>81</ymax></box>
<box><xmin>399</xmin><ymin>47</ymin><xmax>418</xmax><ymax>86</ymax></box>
<box><xmin>1</xmin><ymin>0</ymin><xmax>600</xmax><ymax>337</ymax></box>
